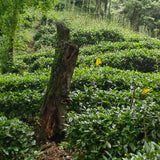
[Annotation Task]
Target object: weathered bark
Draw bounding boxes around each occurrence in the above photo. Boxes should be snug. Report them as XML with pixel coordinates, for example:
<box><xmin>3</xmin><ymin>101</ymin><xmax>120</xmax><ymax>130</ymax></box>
<box><xmin>40</xmin><ymin>22</ymin><xmax>79</xmax><ymax>139</ymax></box>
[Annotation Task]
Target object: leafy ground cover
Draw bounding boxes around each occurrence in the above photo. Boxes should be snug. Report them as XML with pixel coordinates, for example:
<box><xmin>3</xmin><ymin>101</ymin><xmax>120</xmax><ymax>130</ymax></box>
<box><xmin>0</xmin><ymin>10</ymin><xmax>160</xmax><ymax>159</ymax></box>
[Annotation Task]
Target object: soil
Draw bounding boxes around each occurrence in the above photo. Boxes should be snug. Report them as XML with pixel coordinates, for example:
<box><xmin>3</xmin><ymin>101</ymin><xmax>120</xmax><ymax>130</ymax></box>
<box><xmin>21</xmin><ymin>117</ymin><xmax>74</xmax><ymax>160</ymax></box>
<box><xmin>41</xmin><ymin>141</ymin><xmax>74</xmax><ymax>160</ymax></box>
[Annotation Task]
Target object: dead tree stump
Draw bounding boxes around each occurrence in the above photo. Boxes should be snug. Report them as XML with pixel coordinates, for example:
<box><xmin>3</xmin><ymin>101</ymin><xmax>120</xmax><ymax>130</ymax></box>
<box><xmin>40</xmin><ymin>22</ymin><xmax>79</xmax><ymax>140</ymax></box>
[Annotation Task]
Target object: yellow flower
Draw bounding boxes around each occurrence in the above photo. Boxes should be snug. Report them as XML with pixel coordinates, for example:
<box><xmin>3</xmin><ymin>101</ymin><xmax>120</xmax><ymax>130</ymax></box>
<box><xmin>142</xmin><ymin>88</ymin><xmax>151</xmax><ymax>95</ymax></box>
<box><xmin>124</xmin><ymin>153</ymin><xmax>127</xmax><ymax>156</ymax></box>
<box><xmin>96</xmin><ymin>58</ymin><xmax>101</xmax><ymax>66</ymax></box>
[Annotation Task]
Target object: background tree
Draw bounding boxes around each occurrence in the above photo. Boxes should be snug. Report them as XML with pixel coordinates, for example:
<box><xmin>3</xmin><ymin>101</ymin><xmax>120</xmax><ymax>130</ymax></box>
<box><xmin>0</xmin><ymin>0</ymin><xmax>57</xmax><ymax>74</ymax></box>
<box><xmin>96</xmin><ymin>0</ymin><xmax>102</xmax><ymax>17</ymax></box>
<box><xmin>121</xmin><ymin>0</ymin><xmax>160</xmax><ymax>36</ymax></box>
<box><xmin>103</xmin><ymin>0</ymin><xmax>109</xmax><ymax>17</ymax></box>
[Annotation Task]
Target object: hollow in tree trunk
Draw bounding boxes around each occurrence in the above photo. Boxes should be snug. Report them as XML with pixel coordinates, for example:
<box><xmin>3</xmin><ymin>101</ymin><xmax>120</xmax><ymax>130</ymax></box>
<box><xmin>40</xmin><ymin>22</ymin><xmax>79</xmax><ymax>140</ymax></box>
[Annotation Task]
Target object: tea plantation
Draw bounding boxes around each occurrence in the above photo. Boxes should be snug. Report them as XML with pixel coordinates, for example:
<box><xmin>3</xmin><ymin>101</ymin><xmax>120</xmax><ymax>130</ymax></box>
<box><xmin>0</xmin><ymin>13</ymin><xmax>160</xmax><ymax>159</ymax></box>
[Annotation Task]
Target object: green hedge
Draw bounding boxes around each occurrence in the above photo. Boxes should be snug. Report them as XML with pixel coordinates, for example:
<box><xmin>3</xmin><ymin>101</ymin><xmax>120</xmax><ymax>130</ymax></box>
<box><xmin>0</xmin><ymin>116</ymin><xmax>42</xmax><ymax>159</ymax></box>
<box><xmin>1</xmin><ymin>65</ymin><xmax>160</xmax><ymax>118</ymax></box>
<box><xmin>69</xmin><ymin>87</ymin><xmax>132</xmax><ymax>113</ymax></box>
<box><xmin>33</xmin><ymin>26</ymin><xmax>125</xmax><ymax>49</ymax></box>
<box><xmin>65</xmin><ymin>104</ymin><xmax>160</xmax><ymax>159</ymax></box>
<box><xmin>71</xmin><ymin>28</ymin><xmax>125</xmax><ymax>46</ymax></box>
<box><xmin>78</xmin><ymin>48</ymin><xmax>160</xmax><ymax>72</ymax></box>
<box><xmin>71</xmin><ymin>66</ymin><xmax>160</xmax><ymax>92</ymax></box>
<box><xmin>28</xmin><ymin>57</ymin><xmax>53</xmax><ymax>72</ymax></box>
<box><xmin>33</xmin><ymin>25</ymin><xmax>56</xmax><ymax>50</ymax></box>
<box><xmin>0</xmin><ymin>89</ymin><xmax>44</xmax><ymax>118</ymax></box>
<box><xmin>20</xmin><ymin>49</ymin><xmax>55</xmax><ymax>65</ymax></box>
<box><xmin>0</xmin><ymin>72</ymin><xmax>49</xmax><ymax>92</ymax></box>
<box><xmin>80</xmin><ymin>40</ymin><xmax>160</xmax><ymax>56</ymax></box>
<box><xmin>69</xmin><ymin>85</ymin><xmax>160</xmax><ymax>114</ymax></box>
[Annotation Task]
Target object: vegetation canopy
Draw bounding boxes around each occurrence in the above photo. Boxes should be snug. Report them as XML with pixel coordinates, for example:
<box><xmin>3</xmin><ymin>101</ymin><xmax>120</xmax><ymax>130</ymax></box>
<box><xmin>0</xmin><ymin>0</ymin><xmax>160</xmax><ymax>159</ymax></box>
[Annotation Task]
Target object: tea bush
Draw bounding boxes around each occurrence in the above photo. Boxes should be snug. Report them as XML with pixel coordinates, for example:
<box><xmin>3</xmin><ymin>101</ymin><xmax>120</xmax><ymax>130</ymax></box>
<box><xmin>28</xmin><ymin>57</ymin><xmax>53</xmax><ymax>72</ymax></box>
<box><xmin>123</xmin><ymin>141</ymin><xmax>160</xmax><ymax>160</ymax></box>
<box><xmin>80</xmin><ymin>40</ymin><xmax>160</xmax><ymax>56</ymax></box>
<box><xmin>65</xmin><ymin>104</ymin><xmax>160</xmax><ymax>159</ymax></box>
<box><xmin>0</xmin><ymin>89</ymin><xmax>44</xmax><ymax>118</ymax></box>
<box><xmin>71</xmin><ymin>28</ymin><xmax>125</xmax><ymax>46</ymax></box>
<box><xmin>69</xmin><ymin>87</ymin><xmax>132</xmax><ymax>113</ymax></box>
<box><xmin>0</xmin><ymin>72</ymin><xmax>49</xmax><ymax>92</ymax></box>
<box><xmin>71</xmin><ymin>66</ymin><xmax>160</xmax><ymax>92</ymax></box>
<box><xmin>21</xmin><ymin>49</ymin><xmax>55</xmax><ymax>65</ymax></box>
<box><xmin>0</xmin><ymin>116</ymin><xmax>42</xmax><ymax>159</ymax></box>
<box><xmin>33</xmin><ymin>25</ymin><xmax>56</xmax><ymax>50</ymax></box>
<box><xmin>78</xmin><ymin>48</ymin><xmax>160</xmax><ymax>72</ymax></box>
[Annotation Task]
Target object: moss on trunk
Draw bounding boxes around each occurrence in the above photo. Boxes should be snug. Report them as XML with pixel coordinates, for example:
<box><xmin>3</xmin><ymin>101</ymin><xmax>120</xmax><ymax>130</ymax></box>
<box><xmin>40</xmin><ymin>22</ymin><xmax>79</xmax><ymax>140</ymax></box>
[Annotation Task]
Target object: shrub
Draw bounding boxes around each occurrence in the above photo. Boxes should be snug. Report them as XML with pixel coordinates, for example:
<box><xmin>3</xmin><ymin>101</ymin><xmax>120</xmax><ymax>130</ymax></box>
<box><xmin>123</xmin><ymin>141</ymin><xmax>160</xmax><ymax>160</ymax></box>
<box><xmin>80</xmin><ymin>40</ymin><xmax>160</xmax><ymax>56</ymax></box>
<box><xmin>0</xmin><ymin>89</ymin><xmax>44</xmax><ymax>118</ymax></box>
<box><xmin>65</xmin><ymin>104</ymin><xmax>160</xmax><ymax>159</ymax></box>
<box><xmin>0</xmin><ymin>116</ymin><xmax>42</xmax><ymax>160</ymax></box>
<box><xmin>69</xmin><ymin>87</ymin><xmax>132</xmax><ymax>113</ymax></box>
<box><xmin>33</xmin><ymin>25</ymin><xmax>56</xmax><ymax>50</ymax></box>
<box><xmin>78</xmin><ymin>48</ymin><xmax>160</xmax><ymax>73</ymax></box>
<box><xmin>71</xmin><ymin>66</ymin><xmax>160</xmax><ymax>92</ymax></box>
<box><xmin>0</xmin><ymin>71</ymin><xmax>49</xmax><ymax>92</ymax></box>
<box><xmin>33</xmin><ymin>25</ymin><xmax>56</xmax><ymax>41</ymax></box>
<box><xmin>21</xmin><ymin>49</ymin><xmax>55</xmax><ymax>65</ymax></box>
<box><xmin>28</xmin><ymin>57</ymin><xmax>53</xmax><ymax>72</ymax></box>
<box><xmin>71</xmin><ymin>28</ymin><xmax>125</xmax><ymax>46</ymax></box>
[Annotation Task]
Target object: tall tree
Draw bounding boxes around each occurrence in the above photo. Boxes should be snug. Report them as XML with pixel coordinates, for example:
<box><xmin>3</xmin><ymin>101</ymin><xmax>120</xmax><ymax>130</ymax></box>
<box><xmin>0</xmin><ymin>0</ymin><xmax>57</xmax><ymax>73</ymax></box>
<box><xmin>122</xmin><ymin>0</ymin><xmax>160</xmax><ymax>36</ymax></box>
<box><xmin>104</xmin><ymin>0</ymin><xmax>108</xmax><ymax>17</ymax></box>
<box><xmin>96</xmin><ymin>0</ymin><xmax>102</xmax><ymax>17</ymax></box>
<box><xmin>108</xmin><ymin>0</ymin><xmax>111</xmax><ymax>18</ymax></box>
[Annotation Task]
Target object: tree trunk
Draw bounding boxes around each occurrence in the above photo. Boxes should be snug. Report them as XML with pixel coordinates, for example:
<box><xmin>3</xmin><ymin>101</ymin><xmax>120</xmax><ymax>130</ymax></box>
<box><xmin>72</xmin><ymin>0</ymin><xmax>76</xmax><ymax>11</ymax></box>
<box><xmin>1</xmin><ymin>10</ymin><xmax>18</xmax><ymax>74</ymax></box>
<box><xmin>104</xmin><ymin>0</ymin><xmax>108</xmax><ymax>17</ymax></box>
<box><xmin>108</xmin><ymin>0</ymin><xmax>111</xmax><ymax>19</ymax></box>
<box><xmin>40</xmin><ymin>22</ymin><xmax>79</xmax><ymax>140</ymax></box>
<box><xmin>88</xmin><ymin>0</ymin><xmax>91</xmax><ymax>13</ymax></box>
<box><xmin>96</xmin><ymin>0</ymin><xmax>102</xmax><ymax>18</ymax></box>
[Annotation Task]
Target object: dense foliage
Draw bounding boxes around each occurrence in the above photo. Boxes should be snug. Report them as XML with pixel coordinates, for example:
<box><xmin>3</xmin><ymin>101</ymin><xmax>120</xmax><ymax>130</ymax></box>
<box><xmin>122</xmin><ymin>0</ymin><xmax>160</xmax><ymax>36</ymax></box>
<box><xmin>0</xmin><ymin>116</ymin><xmax>42</xmax><ymax>159</ymax></box>
<box><xmin>0</xmin><ymin>4</ymin><xmax>160</xmax><ymax>159</ymax></box>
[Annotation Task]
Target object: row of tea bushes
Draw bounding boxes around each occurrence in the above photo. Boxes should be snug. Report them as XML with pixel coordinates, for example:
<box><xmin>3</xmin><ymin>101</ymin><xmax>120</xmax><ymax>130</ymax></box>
<box><xmin>13</xmin><ymin>42</ymin><xmax>160</xmax><ymax>74</ymax></box>
<box><xmin>69</xmin><ymin>86</ymin><xmax>160</xmax><ymax>114</ymax></box>
<box><xmin>78</xmin><ymin>48</ymin><xmax>160</xmax><ymax>73</ymax></box>
<box><xmin>0</xmin><ymin>71</ymin><xmax>49</xmax><ymax>92</ymax></box>
<box><xmin>20</xmin><ymin>49</ymin><xmax>55</xmax><ymax>65</ymax></box>
<box><xmin>71</xmin><ymin>28</ymin><xmax>125</xmax><ymax>46</ymax></box>
<box><xmin>1</xmin><ymin>71</ymin><xmax>160</xmax><ymax>118</ymax></box>
<box><xmin>0</xmin><ymin>89</ymin><xmax>44</xmax><ymax>118</ymax></box>
<box><xmin>28</xmin><ymin>57</ymin><xmax>53</xmax><ymax>72</ymax></box>
<box><xmin>0</xmin><ymin>116</ymin><xmax>42</xmax><ymax>159</ymax></box>
<box><xmin>69</xmin><ymin>87</ymin><xmax>132</xmax><ymax>113</ymax></box>
<box><xmin>71</xmin><ymin>66</ymin><xmax>160</xmax><ymax>92</ymax></box>
<box><xmin>65</xmin><ymin>104</ymin><xmax>160</xmax><ymax>159</ymax></box>
<box><xmin>12</xmin><ymin>49</ymin><xmax>54</xmax><ymax>73</ymax></box>
<box><xmin>33</xmin><ymin>24</ymin><xmax>125</xmax><ymax>49</ymax></box>
<box><xmin>80</xmin><ymin>39</ymin><xmax>160</xmax><ymax>56</ymax></box>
